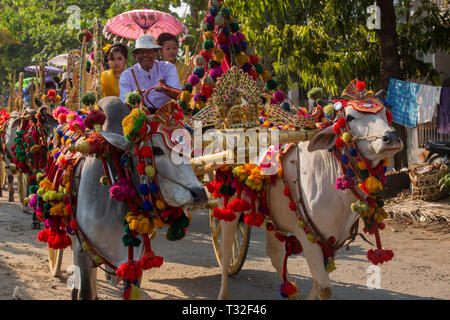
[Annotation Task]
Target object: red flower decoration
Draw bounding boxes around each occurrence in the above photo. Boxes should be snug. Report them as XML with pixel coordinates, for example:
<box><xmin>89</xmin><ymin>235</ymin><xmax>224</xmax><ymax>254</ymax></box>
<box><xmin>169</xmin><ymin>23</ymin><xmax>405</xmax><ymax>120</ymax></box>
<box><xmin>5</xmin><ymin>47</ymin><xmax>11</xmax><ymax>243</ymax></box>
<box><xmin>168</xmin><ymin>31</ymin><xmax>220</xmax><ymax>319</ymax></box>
<box><xmin>356</xmin><ymin>81</ymin><xmax>366</xmax><ymax>91</ymax></box>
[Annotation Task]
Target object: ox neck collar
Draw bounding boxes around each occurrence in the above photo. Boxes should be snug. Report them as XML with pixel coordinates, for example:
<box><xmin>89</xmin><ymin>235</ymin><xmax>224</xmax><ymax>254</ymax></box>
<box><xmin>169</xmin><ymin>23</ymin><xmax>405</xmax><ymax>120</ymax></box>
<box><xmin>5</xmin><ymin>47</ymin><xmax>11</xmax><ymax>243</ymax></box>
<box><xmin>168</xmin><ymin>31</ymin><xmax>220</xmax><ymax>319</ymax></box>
<box><xmin>330</xmin><ymin>108</ymin><xmax>394</xmax><ymax>265</ymax></box>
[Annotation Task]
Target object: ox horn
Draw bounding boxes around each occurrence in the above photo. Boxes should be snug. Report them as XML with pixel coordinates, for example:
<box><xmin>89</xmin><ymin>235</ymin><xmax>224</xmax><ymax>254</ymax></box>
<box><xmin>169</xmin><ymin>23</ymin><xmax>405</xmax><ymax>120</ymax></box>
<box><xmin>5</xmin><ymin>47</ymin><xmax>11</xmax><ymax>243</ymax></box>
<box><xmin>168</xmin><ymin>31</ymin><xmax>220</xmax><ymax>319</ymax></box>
<box><xmin>374</xmin><ymin>89</ymin><xmax>385</xmax><ymax>100</ymax></box>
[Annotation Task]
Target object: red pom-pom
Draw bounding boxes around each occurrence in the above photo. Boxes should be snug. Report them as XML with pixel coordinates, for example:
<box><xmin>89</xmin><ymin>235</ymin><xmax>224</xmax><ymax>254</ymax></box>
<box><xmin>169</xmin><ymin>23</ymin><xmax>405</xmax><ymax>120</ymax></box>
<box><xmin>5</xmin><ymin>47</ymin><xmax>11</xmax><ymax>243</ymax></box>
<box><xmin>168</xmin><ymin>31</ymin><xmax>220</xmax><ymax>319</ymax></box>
<box><xmin>228</xmin><ymin>199</ymin><xmax>251</xmax><ymax>213</ymax></box>
<box><xmin>217</xmin><ymin>33</ymin><xmax>227</xmax><ymax>44</ymax></box>
<box><xmin>356</xmin><ymin>81</ymin><xmax>366</xmax><ymax>91</ymax></box>
<box><xmin>250</xmin><ymin>69</ymin><xmax>258</xmax><ymax>81</ymax></box>
<box><xmin>37</xmin><ymin>229</ymin><xmax>49</xmax><ymax>243</ymax></box>
<box><xmin>200</xmin><ymin>49</ymin><xmax>213</xmax><ymax>62</ymax></box>
<box><xmin>367</xmin><ymin>248</ymin><xmax>394</xmax><ymax>265</ymax></box>
<box><xmin>137</xmin><ymin>162</ymin><xmax>146</xmax><ymax>175</ymax></box>
<box><xmin>337</xmin><ymin>117</ymin><xmax>347</xmax><ymax>128</ymax></box>
<box><xmin>200</xmin><ymin>85</ymin><xmax>214</xmax><ymax>99</ymax></box>
<box><xmin>84</xmin><ymin>110</ymin><xmax>106</xmax><ymax>130</ymax></box>
<box><xmin>283</xmin><ymin>186</ymin><xmax>290</xmax><ymax>197</ymax></box>
<box><xmin>243</xmin><ymin>213</ymin><xmax>264</xmax><ymax>227</ymax></box>
<box><xmin>335</xmin><ymin>137</ymin><xmax>344</xmax><ymax>148</ymax></box>
<box><xmin>266</xmin><ymin>224</ymin><xmax>274</xmax><ymax>232</ymax></box>
<box><xmin>70</xmin><ymin>220</ymin><xmax>78</xmax><ymax>231</ymax></box>
<box><xmin>213</xmin><ymin>207</ymin><xmax>236</xmax><ymax>222</ymax></box>
<box><xmin>333</xmin><ymin>124</ymin><xmax>341</xmax><ymax>135</ymax></box>
<box><xmin>289</xmin><ymin>201</ymin><xmax>297</xmax><ymax>211</ymax></box>
<box><xmin>140</xmin><ymin>252</ymin><xmax>164</xmax><ymax>270</ymax></box>
<box><xmin>47</xmin><ymin>89</ymin><xmax>56</xmax><ymax>98</ymax></box>
<box><xmin>136</xmin><ymin>146</ymin><xmax>153</xmax><ymax>158</ymax></box>
<box><xmin>386</xmin><ymin>110</ymin><xmax>393</xmax><ymax>124</ymax></box>
<box><xmin>116</xmin><ymin>261</ymin><xmax>142</xmax><ymax>282</ymax></box>
<box><xmin>279</xmin><ymin>281</ymin><xmax>298</xmax><ymax>298</ymax></box>
<box><xmin>249</xmin><ymin>55</ymin><xmax>259</xmax><ymax>65</ymax></box>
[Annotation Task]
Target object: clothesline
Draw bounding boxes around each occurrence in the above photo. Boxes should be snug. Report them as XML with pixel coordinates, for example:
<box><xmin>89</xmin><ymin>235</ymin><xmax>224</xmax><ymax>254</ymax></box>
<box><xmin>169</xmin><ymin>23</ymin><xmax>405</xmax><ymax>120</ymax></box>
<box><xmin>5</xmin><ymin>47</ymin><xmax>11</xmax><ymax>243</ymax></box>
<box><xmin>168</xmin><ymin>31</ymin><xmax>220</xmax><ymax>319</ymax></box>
<box><xmin>385</xmin><ymin>78</ymin><xmax>449</xmax><ymax>134</ymax></box>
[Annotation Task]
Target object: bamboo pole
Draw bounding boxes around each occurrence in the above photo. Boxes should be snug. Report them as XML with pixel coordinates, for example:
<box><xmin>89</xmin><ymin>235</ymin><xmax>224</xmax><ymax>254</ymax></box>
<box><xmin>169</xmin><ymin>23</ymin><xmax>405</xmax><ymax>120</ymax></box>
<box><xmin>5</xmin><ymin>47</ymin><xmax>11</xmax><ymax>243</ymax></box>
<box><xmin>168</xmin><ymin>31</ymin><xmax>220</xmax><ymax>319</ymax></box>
<box><xmin>39</xmin><ymin>62</ymin><xmax>45</xmax><ymax>96</ymax></box>
<box><xmin>17</xmin><ymin>72</ymin><xmax>23</xmax><ymax>112</ymax></box>
<box><xmin>8</xmin><ymin>71</ymin><xmax>16</xmax><ymax>113</ymax></box>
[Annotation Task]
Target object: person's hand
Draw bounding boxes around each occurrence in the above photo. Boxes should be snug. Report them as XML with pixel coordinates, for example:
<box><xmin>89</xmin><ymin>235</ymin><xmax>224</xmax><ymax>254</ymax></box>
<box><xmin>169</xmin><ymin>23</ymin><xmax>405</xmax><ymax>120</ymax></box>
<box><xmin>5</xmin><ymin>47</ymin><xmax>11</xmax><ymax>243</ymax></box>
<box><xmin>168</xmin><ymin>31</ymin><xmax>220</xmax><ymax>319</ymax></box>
<box><xmin>155</xmin><ymin>79</ymin><xmax>166</xmax><ymax>93</ymax></box>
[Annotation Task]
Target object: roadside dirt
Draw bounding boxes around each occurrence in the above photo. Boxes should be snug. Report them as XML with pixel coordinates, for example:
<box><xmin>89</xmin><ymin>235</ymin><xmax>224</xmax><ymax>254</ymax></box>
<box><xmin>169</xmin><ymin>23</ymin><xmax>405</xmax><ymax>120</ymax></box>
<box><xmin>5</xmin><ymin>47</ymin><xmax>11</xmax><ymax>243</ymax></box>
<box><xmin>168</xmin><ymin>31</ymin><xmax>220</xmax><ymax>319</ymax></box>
<box><xmin>0</xmin><ymin>190</ymin><xmax>449</xmax><ymax>300</ymax></box>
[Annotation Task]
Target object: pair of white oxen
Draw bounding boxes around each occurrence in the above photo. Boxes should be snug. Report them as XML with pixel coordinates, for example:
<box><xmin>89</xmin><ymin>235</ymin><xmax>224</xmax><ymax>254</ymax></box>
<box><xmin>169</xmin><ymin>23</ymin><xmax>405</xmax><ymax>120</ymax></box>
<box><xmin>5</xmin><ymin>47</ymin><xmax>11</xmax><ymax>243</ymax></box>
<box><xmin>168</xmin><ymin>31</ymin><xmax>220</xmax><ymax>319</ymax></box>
<box><xmin>6</xmin><ymin>95</ymin><xmax>403</xmax><ymax>300</ymax></box>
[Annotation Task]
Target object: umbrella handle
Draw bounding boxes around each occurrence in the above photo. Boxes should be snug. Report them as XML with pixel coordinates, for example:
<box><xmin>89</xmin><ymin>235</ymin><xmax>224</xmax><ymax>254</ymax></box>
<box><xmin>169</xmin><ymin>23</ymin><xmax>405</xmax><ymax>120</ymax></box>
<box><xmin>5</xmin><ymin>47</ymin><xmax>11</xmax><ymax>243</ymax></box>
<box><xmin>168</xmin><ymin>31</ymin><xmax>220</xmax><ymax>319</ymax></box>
<box><xmin>145</xmin><ymin>86</ymin><xmax>181</xmax><ymax>110</ymax></box>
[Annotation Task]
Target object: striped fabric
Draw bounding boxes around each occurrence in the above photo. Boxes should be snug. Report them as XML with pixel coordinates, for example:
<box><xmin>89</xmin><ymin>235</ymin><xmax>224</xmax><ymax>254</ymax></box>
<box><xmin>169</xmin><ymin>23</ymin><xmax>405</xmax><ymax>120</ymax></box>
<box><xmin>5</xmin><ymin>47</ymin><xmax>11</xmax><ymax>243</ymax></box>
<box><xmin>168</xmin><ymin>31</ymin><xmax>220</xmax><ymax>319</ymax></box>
<box><xmin>386</xmin><ymin>78</ymin><xmax>420</xmax><ymax>127</ymax></box>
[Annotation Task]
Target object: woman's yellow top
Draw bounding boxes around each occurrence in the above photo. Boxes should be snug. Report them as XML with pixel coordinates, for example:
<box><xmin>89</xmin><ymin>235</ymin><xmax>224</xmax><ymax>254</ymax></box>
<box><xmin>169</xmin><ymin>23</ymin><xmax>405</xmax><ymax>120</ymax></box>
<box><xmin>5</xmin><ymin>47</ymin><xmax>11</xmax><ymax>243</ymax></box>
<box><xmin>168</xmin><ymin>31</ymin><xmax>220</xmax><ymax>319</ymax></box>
<box><xmin>101</xmin><ymin>69</ymin><xmax>120</xmax><ymax>98</ymax></box>
<box><xmin>176</xmin><ymin>60</ymin><xmax>190</xmax><ymax>85</ymax></box>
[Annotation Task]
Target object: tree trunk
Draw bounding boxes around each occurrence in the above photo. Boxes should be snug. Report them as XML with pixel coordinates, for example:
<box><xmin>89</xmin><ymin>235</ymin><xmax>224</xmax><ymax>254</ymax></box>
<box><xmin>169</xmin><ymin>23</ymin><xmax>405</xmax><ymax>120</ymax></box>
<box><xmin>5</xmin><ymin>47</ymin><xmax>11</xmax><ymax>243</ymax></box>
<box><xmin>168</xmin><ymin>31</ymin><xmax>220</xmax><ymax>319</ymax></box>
<box><xmin>377</xmin><ymin>0</ymin><xmax>408</xmax><ymax>170</ymax></box>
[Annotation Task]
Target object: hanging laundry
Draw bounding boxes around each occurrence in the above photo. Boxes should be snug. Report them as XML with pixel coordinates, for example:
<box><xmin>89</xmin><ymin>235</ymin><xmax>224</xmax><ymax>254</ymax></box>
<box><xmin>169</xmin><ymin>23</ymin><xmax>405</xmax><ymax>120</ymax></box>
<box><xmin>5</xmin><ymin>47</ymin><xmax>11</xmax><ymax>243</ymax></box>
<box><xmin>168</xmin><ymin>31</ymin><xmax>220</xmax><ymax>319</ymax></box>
<box><xmin>437</xmin><ymin>86</ymin><xmax>450</xmax><ymax>134</ymax></box>
<box><xmin>416</xmin><ymin>84</ymin><xmax>442</xmax><ymax>124</ymax></box>
<box><xmin>386</xmin><ymin>78</ymin><xmax>420</xmax><ymax>127</ymax></box>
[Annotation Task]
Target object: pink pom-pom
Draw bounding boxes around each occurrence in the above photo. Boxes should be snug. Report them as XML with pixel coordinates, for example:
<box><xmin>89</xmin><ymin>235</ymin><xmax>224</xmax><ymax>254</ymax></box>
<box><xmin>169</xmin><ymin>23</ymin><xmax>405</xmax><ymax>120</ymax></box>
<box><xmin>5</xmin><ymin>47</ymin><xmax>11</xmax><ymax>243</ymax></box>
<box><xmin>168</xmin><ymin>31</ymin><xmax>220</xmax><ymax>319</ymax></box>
<box><xmin>273</xmin><ymin>91</ymin><xmax>285</xmax><ymax>103</ymax></box>
<box><xmin>188</xmin><ymin>74</ymin><xmax>200</xmax><ymax>87</ymax></box>
<box><xmin>205</xmin><ymin>14</ymin><xmax>215</xmax><ymax>25</ymax></box>
<box><xmin>236</xmin><ymin>32</ymin><xmax>246</xmax><ymax>43</ymax></box>
<box><xmin>209</xmin><ymin>66</ymin><xmax>223</xmax><ymax>78</ymax></box>
<box><xmin>231</xmin><ymin>34</ymin><xmax>239</xmax><ymax>45</ymax></box>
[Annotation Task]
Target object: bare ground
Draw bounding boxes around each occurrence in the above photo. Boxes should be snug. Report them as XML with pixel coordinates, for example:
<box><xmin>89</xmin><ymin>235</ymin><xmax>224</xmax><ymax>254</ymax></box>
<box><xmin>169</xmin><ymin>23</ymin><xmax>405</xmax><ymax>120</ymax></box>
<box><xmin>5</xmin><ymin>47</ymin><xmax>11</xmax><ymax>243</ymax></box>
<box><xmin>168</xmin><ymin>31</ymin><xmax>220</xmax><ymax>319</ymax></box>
<box><xmin>0</xmin><ymin>190</ymin><xmax>449</xmax><ymax>300</ymax></box>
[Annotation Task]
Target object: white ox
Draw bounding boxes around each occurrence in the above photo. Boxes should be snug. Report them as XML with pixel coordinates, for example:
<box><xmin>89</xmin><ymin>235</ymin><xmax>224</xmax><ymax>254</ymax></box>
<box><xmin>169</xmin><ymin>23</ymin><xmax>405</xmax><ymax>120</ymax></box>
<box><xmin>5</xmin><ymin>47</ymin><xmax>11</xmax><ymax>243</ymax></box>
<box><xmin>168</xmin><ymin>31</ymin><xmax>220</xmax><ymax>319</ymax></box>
<box><xmin>218</xmin><ymin>100</ymin><xmax>403</xmax><ymax>300</ymax></box>
<box><xmin>71</xmin><ymin>97</ymin><xmax>207</xmax><ymax>300</ymax></box>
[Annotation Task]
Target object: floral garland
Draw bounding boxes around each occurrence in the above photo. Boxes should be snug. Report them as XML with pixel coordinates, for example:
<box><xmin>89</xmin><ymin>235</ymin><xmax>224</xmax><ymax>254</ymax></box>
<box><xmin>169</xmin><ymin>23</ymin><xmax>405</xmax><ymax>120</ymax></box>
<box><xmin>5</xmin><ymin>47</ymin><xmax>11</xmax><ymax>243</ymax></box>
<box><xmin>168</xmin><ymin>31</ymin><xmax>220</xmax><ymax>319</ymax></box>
<box><xmin>178</xmin><ymin>0</ymin><xmax>291</xmax><ymax>116</ymax></box>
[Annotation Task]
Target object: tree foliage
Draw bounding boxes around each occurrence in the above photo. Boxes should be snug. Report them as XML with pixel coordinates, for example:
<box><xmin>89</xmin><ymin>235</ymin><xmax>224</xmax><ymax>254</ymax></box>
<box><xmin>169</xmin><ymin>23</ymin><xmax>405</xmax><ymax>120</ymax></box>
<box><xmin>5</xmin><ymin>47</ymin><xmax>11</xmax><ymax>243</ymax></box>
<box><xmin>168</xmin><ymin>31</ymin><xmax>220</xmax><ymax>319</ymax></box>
<box><xmin>226</xmin><ymin>0</ymin><xmax>450</xmax><ymax>97</ymax></box>
<box><xmin>0</xmin><ymin>0</ymin><xmax>180</xmax><ymax>93</ymax></box>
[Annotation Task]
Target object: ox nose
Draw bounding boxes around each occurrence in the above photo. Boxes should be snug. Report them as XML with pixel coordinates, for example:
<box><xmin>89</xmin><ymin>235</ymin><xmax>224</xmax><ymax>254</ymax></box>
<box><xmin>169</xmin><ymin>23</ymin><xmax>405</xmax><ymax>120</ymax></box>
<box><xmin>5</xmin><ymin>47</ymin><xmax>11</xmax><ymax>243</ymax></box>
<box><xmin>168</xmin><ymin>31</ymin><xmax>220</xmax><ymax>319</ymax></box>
<box><xmin>189</xmin><ymin>187</ymin><xmax>208</xmax><ymax>205</ymax></box>
<box><xmin>383</xmin><ymin>131</ymin><xmax>400</xmax><ymax>145</ymax></box>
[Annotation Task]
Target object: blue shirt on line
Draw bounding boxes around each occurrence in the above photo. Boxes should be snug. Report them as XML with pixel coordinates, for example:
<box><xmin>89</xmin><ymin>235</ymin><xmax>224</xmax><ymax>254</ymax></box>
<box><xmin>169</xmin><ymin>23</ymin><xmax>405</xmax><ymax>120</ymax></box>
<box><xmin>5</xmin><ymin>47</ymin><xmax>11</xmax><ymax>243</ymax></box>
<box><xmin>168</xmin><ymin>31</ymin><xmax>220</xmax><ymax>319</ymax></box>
<box><xmin>119</xmin><ymin>61</ymin><xmax>181</xmax><ymax>109</ymax></box>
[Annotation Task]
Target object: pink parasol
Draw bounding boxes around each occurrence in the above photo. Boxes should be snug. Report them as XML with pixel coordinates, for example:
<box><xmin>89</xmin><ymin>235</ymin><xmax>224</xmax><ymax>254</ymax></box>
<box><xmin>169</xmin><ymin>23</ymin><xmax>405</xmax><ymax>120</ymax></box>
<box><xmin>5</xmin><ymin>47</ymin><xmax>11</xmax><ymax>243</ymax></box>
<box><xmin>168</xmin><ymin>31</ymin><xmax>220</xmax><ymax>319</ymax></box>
<box><xmin>103</xmin><ymin>9</ymin><xmax>188</xmax><ymax>44</ymax></box>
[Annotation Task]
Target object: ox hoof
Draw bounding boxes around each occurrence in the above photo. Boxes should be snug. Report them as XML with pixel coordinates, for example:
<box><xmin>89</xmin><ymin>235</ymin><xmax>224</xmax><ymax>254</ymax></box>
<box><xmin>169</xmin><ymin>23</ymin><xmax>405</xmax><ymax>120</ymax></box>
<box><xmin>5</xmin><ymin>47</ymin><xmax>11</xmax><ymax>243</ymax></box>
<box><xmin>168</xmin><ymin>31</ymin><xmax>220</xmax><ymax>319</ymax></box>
<box><xmin>318</xmin><ymin>286</ymin><xmax>332</xmax><ymax>300</ymax></box>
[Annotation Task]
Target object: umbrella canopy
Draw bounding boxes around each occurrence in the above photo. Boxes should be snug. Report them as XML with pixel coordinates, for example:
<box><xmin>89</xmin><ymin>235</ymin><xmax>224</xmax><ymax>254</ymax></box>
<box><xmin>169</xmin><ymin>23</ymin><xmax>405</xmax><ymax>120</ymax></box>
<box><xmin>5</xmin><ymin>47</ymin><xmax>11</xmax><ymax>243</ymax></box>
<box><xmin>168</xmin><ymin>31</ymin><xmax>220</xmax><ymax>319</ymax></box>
<box><xmin>0</xmin><ymin>28</ymin><xmax>20</xmax><ymax>45</ymax></box>
<box><xmin>103</xmin><ymin>9</ymin><xmax>188</xmax><ymax>43</ymax></box>
<box><xmin>15</xmin><ymin>77</ymin><xmax>36</xmax><ymax>89</ymax></box>
<box><xmin>48</xmin><ymin>54</ymin><xmax>68</xmax><ymax>67</ymax></box>
<box><xmin>24</xmin><ymin>65</ymin><xmax>64</xmax><ymax>73</ymax></box>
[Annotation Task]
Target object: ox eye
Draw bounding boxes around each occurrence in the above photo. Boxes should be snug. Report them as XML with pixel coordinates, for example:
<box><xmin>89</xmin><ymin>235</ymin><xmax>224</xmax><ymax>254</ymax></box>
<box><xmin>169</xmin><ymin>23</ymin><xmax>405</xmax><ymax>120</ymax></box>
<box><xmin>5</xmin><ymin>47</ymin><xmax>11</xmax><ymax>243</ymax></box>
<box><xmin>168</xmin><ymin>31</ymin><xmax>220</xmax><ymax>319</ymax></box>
<box><xmin>153</xmin><ymin>147</ymin><xmax>164</xmax><ymax>156</ymax></box>
<box><xmin>346</xmin><ymin>115</ymin><xmax>356</xmax><ymax>122</ymax></box>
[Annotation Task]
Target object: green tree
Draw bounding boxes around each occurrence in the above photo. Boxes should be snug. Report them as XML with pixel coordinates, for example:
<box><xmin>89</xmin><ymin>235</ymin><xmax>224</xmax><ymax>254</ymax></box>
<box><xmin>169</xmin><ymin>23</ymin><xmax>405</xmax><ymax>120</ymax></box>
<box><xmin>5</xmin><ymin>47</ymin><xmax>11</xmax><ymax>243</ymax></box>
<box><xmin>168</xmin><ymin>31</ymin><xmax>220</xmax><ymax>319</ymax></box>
<box><xmin>226</xmin><ymin>0</ymin><xmax>449</xmax><ymax>97</ymax></box>
<box><xmin>0</xmin><ymin>0</ymin><xmax>181</xmax><ymax>94</ymax></box>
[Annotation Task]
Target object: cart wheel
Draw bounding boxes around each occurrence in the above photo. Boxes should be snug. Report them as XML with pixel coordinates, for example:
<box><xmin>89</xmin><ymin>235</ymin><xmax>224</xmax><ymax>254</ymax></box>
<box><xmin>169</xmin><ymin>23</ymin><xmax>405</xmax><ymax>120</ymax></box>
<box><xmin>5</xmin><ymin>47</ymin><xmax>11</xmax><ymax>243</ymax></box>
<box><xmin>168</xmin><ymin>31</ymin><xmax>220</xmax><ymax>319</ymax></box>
<box><xmin>210</xmin><ymin>210</ymin><xmax>251</xmax><ymax>276</ymax></box>
<box><xmin>48</xmin><ymin>247</ymin><xmax>64</xmax><ymax>277</ymax></box>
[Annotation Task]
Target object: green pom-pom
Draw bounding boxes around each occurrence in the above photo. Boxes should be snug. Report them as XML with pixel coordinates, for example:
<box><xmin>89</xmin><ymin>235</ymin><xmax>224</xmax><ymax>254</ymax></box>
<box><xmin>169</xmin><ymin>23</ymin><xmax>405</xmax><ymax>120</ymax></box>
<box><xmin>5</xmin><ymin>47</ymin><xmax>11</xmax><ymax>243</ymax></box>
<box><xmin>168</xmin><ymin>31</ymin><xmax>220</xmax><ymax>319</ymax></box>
<box><xmin>181</xmin><ymin>35</ymin><xmax>195</xmax><ymax>47</ymax></box>
<box><xmin>229</xmin><ymin>22</ymin><xmax>240</xmax><ymax>33</ymax></box>
<box><xmin>123</xmin><ymin>224</ymin><xmax>131</xmax><ymax>235</ymax></box>
<box><xmin>266</xmin><ymin>79</ymin><xmax>278</xmax><ymax>90</ymax></box>
<box><xmin>125</xmin><ymin>91</ymin><xmax>142</xmax><ymax>106</ymax></box>
<box><xmin>307</xmin><ymin>87</ymin><xmax>323</xmax><ymax>100</ymax></box>
<box><xmin>43</xmin><ymin>212</ymin><xmax>51</xmax><ymax>220</ymax></box>
<box><xmin>203</xmin><ymin>39</ymin><xmax>215</xmax><ymax>50</ymax></box>
<box><xmin>44</xmin><ymin>202</ymin><xmax>52</xmax><ymax>212</ymax></box>
<box><xmin>166</xmin><ymin>214</ymin><xmax>190</xmax><ymax>241</ymax></box>
<box><xmin>81</xmin><ymin>92</ymin><xmax>96</xmax><ymax>106</ymax></box>
<box><xmin>351</xmin><ymin>202</ymin><xmax>359</xmax><ymax>212</ymax></box>
<box><xmin>47</xmin><ymin>142</ymin><xmax>53</xmax><ymax>151</ymax></box>
<box><xmin>221</xmin><ymin>8</ymin><xmax>231</xmax><ymax>19</ymax></box>
<box><xmin>182</xmin><ymin>83</ymin><xmax>193</xmax><ymax>93</ymax></box>
<box><xmin>204</xmin><ymin>23</ymin><xmax>214</xmax><ymax>31</ymax></box>
<box><xmin>122</xmin><ymin>234</ymin><xmax>141</xmax><ymax>247</ymax></box>
<box><xmin>29</xmin><ymin>185</ymin><xmax>38</xmax><ymax>194</ymax></box>
<box><xmin>77</xmin><ymin>30</ymin><xmax>92</xmax><ymax>43</ymax></box>
<box><xmin>177</xmin><ymin>100</ymin><xmax>188</xmax><ymax>112</ymax></box>
<box><xmin>254</xmin><ymin>64</ymin><xmax>264</xmax><ymax>74</ymax></box>
<box><xmin>324</xmin><ymin>104</ymin><xmax>335</xmax><ymax>117</ymax></box>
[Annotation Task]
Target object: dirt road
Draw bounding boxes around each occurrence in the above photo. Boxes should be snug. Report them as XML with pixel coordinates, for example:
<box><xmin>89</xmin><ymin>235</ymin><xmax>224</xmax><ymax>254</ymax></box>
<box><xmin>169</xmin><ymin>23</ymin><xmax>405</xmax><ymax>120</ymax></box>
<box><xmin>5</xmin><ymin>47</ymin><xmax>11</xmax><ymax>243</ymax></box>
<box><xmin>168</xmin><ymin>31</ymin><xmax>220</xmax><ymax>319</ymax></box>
<box><xmin>0</xmin><ymin>192</ymin><xmax>449</xmax><ymax>300</ymax></box>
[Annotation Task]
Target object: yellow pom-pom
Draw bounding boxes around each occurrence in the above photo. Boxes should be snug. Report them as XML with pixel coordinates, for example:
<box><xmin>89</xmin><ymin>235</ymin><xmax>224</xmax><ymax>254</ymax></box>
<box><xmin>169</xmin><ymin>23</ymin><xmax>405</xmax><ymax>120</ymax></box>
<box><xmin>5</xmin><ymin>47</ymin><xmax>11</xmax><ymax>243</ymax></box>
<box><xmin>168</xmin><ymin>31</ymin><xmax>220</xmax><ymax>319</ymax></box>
<box><xmin>180</xmin><ymin>91</ymin><xmax>192</xmax><ymax>103</ymax></box>
<box><xmin>203</xmin><ymin>31</ymin><xmax>215</xmax><ymax>41</ymax></box>
<box><xmin>277</xmin><ymin>167</ymin><xmax>283</xmax><ymax>177</ymax></box>
<box><xmin>383</xmin><ymin>158</ymin><xmax>390</xmax><ymax>167</ymax></box>
<box><xmin>357</xmin><ymin>161</ymin><xmax>367</xmax><ymax>170</ymax></box>
<box><xmin>93</xmin><ymin>255</ymin><xmax>104</xmax><ymax>264</ymax></box>
<box><xmin>342</xmin><ymin>132</ymin><xmax>352</xmax><ymax>143</ymax></box>
<box><xmin>307</xmin><ymin>233</ymin><xmax>316</xmax><ymax>243</ymax></box>
<box><xmin>156</xmin><ymin>200</ymin><xmax>165</xmax><ymax>211</ymax></box>
<box><xmin>36</xmin><ymin>172</ymin><xmax>44</xmax><ymax>180</ymax></box>
<box><xmin>82</xmin><ymin>241</ymin><xmax>90</xmax><ymax>252</ymax></box>
<box><xmin>145</xmin><ymin>165</ymin><xmax>155</xmax><ymax>177</ymax></box>
<box><xmin>196</xmin><ymin>100</ymin><xmax>206</xmax><ymax>110</ymax></box>
<box><xmin>260</xmin><ymin>71</ymin><xmax>272</xmax><ymax>82</ymax></box>
<box><xmin>153</xmin><ymin>217</ymin><xmax>164</xmax><ymax>229</ymax></box>
<box><xmin>213</xmin><ymin>48</ymin><xmax>225</xmax><ymax>63</ymax></box>
<box><xmin>236</xmin><ymin>52</ymin><xmax>248</xmax><ymax>67</ymax></box>
<box><xmin>364</xmin><ymin>176</ymin><xmax>383</xmax><ymax>194</ymax></box>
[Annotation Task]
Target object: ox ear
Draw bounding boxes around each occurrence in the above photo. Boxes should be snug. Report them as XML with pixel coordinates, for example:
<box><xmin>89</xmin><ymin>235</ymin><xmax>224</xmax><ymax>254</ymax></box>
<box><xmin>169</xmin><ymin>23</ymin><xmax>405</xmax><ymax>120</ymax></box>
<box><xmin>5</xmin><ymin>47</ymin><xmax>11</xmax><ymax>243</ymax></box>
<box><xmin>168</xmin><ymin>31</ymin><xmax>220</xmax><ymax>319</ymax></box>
<box><xmin>100</xmin><ymin>131</ymin><xmax>134</xmax><ymax>153</ymax></box>
<box><xmin>307</xmin><ymin>125</ymin><xmax>338</xmax><ymax>152</ymax></box>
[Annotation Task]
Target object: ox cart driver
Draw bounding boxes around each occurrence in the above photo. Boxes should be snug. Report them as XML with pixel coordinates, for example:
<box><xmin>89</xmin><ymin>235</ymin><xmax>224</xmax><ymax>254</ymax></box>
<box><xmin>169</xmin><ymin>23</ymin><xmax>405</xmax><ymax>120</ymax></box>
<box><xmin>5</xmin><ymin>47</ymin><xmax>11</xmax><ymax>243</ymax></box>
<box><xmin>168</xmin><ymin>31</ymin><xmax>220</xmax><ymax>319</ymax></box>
<box><xmin>119</xmin><ymin>34</ymin><xmax>181</xmax><ymax>113</ymax></box>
